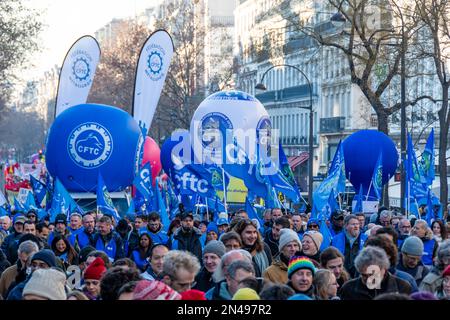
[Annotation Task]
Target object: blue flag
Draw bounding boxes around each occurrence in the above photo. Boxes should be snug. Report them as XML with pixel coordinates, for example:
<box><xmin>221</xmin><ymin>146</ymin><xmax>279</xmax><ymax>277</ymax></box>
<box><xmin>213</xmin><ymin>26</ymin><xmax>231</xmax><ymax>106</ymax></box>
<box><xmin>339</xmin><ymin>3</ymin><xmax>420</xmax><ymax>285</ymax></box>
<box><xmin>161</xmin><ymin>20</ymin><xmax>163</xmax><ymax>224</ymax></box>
<box><xmin>0</xmin><ymin>206</ymin><xmax>9</xmax><ymax>218</ymax></box>
<box><xmin>313</xmin><ymin>140</ymin><xmax>345</xmax><ymax>212</ymax></box>
<box><xmin>222</xmin><ymin>138</ymin><xmax>268</xmax><ymax>198</ymax></box>
<box><xmin>371</xmin><ymin>152</ymin><xmax>383</xmax><ymax>200</ymax></box>
<box><xmin>30</xmin><ymin>175</ymin><xmax>46</xmax><ymax>206</ymax></box>
<box><xmin>353</xmin><ymin>185</ymin><xmax>363</xmax><ymax>213</ymax></box>
<box><xmin>406</xmin><ymin>133</ymin><xmax>427</xmax><ymax>198</ymax></box>
<box><xmin>319</xmin><ymin>218</ymin><xmax>332</xmax><ymax>251</ymax></box>
<box><xmin>50</xmin><ymin>178</ymin><xmax>77</xmax><ymax>222</ymax></box>
<box><xmin>155</xmin><ymin>177</ymin><xmax>170</xmax><ymax>232</ymax></box>
<box><xmin>126</xmin><ymin>198</ymin><xmax>136</xmax><ymax>217</ymax></box>
<box><xmin>426</xmin><ymin>188</ymin><xmax>434</xmax><ymax>226</ymax></box>
<box><xmin>96</xmin><ymin>172</ymin><xmax>120</xmax><ymax>222</ymax></box>
<box><xmin>420</xmin><ymin>128</ymin><xmax>435</xmax><ymax>187</ymax></box>
<box><xmin>133</xmin><ymin>163</ymin><xmax>154</xmax><ymax>201</ymax></box>
<box><xmin>279</xmin><ymin>141</ymin><xmax>301</xmax><ymax>203</ymax></box>
<box><xmin>24</xmin><ymin>192</ymin><xmax>38</xmax><ymax>211</ymax></box>
<box><xmin>245</xmin><ymin>197</ymin><xmax>263</xmax><ymax>227</ymax></box>
<box><xmin>14</xmin><ymin>197</ymin><xmax>25</xmax><ymax>212</ymax></box>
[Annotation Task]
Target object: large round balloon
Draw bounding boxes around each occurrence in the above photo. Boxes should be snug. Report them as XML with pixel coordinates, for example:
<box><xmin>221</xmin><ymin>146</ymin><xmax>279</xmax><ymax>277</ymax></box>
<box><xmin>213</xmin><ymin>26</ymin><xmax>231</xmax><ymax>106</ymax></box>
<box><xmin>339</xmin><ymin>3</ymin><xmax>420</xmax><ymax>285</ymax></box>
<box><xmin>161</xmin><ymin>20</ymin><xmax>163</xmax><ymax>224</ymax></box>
<box><xmin>142</xmin><ymin>136</ymin><xmax>161</xmax><ymax>183</ymax></box>
<box><xmin>190</xmin><ymin>90</ymin><xmax>271</xmax><ymax>163</ymax></box>
<box><xmin>342</xmin><ymin>130</ymin><xmax>398</xmax><ymax>198</ymax></box>
<box><xmin>46</xmin><ymin>104</ymin><xmax>143</xmax><ymax>192</ymax></box>
<box><xmin>160</xmin><ymin>129</ymin><xmax>191</xmax><ymax>176</ymax></box>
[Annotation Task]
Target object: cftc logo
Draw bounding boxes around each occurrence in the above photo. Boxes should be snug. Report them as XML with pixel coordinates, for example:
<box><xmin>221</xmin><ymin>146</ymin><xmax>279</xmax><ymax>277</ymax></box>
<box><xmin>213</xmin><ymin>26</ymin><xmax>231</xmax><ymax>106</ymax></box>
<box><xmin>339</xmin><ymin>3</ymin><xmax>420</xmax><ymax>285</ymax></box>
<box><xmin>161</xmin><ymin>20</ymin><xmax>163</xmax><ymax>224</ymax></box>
<box><xmin>69</xmin><ymin>50</ymin><xmax>93</xmax><ymax>88</ymax></box>
<box><xmin>67</xmin><ymin>122</ymin><xmax>113</xmax><ymax>169</ymax></box>
<box><xmin>145</xmin><ymin>44</ymin><xmax>166</xmax><ymax>81</ymax></box>
<box><xmin>175</xmin><ymin>172</ymin><xmax>209</xmax><ymax>194</ymax></box>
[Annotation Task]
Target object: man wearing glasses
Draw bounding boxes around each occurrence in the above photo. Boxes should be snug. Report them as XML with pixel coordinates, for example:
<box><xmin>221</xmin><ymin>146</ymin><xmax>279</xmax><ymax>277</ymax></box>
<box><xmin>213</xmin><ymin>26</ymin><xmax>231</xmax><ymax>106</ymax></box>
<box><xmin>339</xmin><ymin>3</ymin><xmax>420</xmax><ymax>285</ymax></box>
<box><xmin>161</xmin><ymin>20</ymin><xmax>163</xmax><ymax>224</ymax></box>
<box><xmin>331</xmin><ymin>214</ymin><xmax>368</xmax><ymax>278</ymax></box>
<box><xmin>397</xmin><ymin>218</ymin><xmax>412</xmax><ymax>248</ymax></box>
<box><xmin>397</xmin><ymin>236</ymin><xmax>429</xmax><ymax>287</ymax></box>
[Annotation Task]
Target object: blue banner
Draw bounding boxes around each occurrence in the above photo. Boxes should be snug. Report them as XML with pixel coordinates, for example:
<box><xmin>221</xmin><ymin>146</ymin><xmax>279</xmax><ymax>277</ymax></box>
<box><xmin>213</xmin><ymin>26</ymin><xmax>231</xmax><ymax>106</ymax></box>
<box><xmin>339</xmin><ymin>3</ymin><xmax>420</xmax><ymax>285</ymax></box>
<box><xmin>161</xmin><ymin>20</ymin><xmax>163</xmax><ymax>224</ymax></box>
<box><xmin>97</xmin><ymin>172</ymin><xmax>121</xmax><ymax>222</ymax></box>
<box><xmin>371</xmin><ymin>152</ymin><xmax>383</xmax><ymax>200</ymax></box>
<box><xmin>30</xmin><ymin>175</ymin><xmax>47</xmax><ymax>206</ymax></box>
<box><xmin>313</xmin><ymin>140</ymin><xmax>346</xmax><ymax>212</ymax></box>
<box><xmin>420</xmin><ymin>128</ymin><xmax>435</xmax><ymax>187</ymax></box>
<box><xmin>50</xmin><ymin>178</ymin><xmax>78</xmax><ymax>222</ymax></box>
<box><xmin>133</xmin><ymin>163</ymin><xmax>154</xmax><ymax>201</ymax></box>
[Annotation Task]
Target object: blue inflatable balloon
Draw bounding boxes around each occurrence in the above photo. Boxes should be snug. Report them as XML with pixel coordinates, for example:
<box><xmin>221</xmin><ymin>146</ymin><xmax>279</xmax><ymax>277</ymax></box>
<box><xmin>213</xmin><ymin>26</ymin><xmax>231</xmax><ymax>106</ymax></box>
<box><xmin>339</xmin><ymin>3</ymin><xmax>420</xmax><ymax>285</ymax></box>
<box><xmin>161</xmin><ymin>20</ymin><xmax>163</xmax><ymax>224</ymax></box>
<box><xmin>342</xmin><ymin>130</ymin><xmax>398</xmax><ymax>198</ymax></box>
<box><xmin>46</xmin><ymin>104</ymin><xmax>144</xmax><ymax>192</ymax></box>
<box><xmin>160</xmin><ymin>129</ymin><xmax>191</xmax><ymax>176</ymax></box>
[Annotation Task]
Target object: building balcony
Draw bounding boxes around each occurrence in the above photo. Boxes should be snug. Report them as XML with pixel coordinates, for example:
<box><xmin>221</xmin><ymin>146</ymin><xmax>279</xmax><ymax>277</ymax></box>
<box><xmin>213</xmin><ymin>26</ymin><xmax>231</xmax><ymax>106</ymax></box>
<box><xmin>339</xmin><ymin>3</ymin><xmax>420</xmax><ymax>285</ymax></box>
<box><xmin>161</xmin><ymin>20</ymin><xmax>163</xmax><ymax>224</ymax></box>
<box><xmin>319</xmin><ymin>117</ymin><xmax>346</xmax><ymax>134</ymax></box>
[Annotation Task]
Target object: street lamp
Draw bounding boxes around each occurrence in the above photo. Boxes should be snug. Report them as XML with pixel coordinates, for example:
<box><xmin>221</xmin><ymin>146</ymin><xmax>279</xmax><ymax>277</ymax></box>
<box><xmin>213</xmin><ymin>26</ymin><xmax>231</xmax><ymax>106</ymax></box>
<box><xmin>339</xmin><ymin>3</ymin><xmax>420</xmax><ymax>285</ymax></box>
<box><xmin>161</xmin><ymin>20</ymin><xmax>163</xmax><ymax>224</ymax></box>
<box><xmin>255</xmin><ymin>64</ymin><xmax>314</xmax><ymax>206</ymax></box>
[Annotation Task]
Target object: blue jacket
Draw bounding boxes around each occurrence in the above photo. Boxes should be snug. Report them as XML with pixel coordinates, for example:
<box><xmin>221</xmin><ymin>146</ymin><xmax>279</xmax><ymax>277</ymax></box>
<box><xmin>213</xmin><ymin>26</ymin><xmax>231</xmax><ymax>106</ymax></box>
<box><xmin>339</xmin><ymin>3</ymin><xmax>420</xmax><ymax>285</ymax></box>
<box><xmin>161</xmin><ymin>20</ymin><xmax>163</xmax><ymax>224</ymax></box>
<box><xmin>421</xmin><ymin>238</ymin><xmax>437</xmax><ymax>266</ymax></box>
<box><xmin>139</xmin><ymin>226</ymin><xmax>169</xmax><ymax>245</ymax></box>
<box><xmin>331</xmin><ymin>231</ymin><xmax>367</xmax><ymax>255</ymax></box>
<box><xmin>91</xmin><ymin>231</ymin><xmax>125</xmax><ymax>262</ymax></box>
<box><xmin>131</xmin><ymin>249</ymin><xmax>150</xmax><ymax>272</ymax></box>
<box><xmin>72</xmin><ymin>229</ymin><xmax>95</xmax><ymax>250</ymax></box>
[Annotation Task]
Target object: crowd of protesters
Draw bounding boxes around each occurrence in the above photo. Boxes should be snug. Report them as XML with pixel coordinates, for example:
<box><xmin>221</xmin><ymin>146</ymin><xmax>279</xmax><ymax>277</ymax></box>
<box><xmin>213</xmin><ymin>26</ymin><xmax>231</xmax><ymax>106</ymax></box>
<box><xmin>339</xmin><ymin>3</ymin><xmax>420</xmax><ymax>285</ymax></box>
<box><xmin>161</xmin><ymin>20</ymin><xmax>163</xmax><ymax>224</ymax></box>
<box><xmin>0</xmin><ymin>204</ymin><xmax>449</xmax><ymax>301</ymax></box>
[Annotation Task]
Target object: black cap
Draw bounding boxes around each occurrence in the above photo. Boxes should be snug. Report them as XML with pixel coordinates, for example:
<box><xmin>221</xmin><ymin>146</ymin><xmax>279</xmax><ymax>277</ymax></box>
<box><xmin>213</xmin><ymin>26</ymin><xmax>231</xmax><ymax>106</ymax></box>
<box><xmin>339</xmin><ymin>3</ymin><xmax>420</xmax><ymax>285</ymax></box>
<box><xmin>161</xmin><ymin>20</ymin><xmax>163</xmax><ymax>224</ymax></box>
<box><xmin>181</xmin><ymin>211</ymin><xmax>194</xmax><ymax>220</ymax></box>
<box><xmin>331</xmin><ymin>210</ymin><xmax>344</xmax><ymax>219</ymax></box>
<box><xmin>54</xmin><ymin>214</ymin><xmax>67</xmax><ymax>224</ymax></box>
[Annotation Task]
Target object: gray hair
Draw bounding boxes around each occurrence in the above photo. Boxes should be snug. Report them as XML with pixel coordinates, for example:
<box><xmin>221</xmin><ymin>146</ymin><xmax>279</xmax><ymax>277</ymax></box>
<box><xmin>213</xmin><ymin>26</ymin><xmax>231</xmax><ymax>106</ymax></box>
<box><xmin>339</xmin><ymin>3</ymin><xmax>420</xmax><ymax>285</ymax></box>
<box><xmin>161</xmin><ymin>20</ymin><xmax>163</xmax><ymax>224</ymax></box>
<box><xmin>227</xmin><ymin>259</ymin><xmax>255</xmax><ymax>279</ymax></box>
<box><xmin>380</xmin><ymin>210</ymin><xmax>392</xmax><ymax>219</ymax></box>
<box><xmin>18</xmin><ymin>240</ymin><xmax>39</xmax><ymax>255</ymax></box>
<box><xmin>436</xmin><ymin>239</ymin><xmax>450</xmax><ymax>271</ymax></box>
<box><xmin>344</xmin><ymin>214</ymin><xmax>358</xmax><ymax>226</ymax></box>
<box><xmin>162</xmin><ymin>250</ymin><xmax>200</xmax><ymax>279</ymax></box>
<box><xmin>355</xmin><ymin>246</ymin><xmax>390</xmax><ymax>273</ymax></box>
<box><xmin>212</xmin><ymin>249</ymin><xmax>253</xmax><ymax>283</ymax></box>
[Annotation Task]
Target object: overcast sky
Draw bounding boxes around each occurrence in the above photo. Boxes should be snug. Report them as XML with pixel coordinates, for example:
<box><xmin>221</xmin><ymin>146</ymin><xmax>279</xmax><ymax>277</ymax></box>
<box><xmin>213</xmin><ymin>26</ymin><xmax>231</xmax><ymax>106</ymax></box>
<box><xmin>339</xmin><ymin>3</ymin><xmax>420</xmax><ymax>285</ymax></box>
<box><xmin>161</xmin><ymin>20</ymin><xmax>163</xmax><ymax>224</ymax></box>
<box><xmin>26</xmin><ymin>0</ymin><xmax>161</xmax><ymax>78</ymax></box>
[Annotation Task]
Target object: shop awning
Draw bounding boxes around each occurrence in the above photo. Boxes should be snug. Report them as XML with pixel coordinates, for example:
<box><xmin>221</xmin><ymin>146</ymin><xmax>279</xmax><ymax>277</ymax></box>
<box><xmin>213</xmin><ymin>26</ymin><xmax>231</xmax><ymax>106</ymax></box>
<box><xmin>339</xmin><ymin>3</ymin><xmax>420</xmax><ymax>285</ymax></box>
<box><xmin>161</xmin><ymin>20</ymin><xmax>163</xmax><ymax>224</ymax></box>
<box><xmin>288</xmin><ymin>152</ymin><xmax>309</xmax><ymax>170</ymax></box>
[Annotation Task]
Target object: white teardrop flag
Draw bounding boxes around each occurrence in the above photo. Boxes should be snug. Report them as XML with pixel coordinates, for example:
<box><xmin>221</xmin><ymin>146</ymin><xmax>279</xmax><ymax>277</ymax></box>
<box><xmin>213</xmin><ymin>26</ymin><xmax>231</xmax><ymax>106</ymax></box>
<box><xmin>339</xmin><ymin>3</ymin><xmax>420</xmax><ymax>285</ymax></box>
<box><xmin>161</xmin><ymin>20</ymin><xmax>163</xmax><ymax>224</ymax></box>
<box><xmin>133</xmin><ymin>29</ymin><xmax>174</xmax><ymax>134</ymax></box>
<box><xmin>54</xmin><ymin>35</ymin><xmax>101</xmax><ymax>118</ymax></box>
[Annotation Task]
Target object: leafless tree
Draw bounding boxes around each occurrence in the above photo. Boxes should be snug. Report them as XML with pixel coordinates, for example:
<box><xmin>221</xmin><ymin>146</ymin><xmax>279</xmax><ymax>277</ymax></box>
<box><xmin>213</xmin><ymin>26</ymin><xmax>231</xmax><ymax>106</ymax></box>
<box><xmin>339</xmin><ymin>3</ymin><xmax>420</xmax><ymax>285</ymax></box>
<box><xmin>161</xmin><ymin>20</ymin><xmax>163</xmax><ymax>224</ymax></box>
<box><xmin>416</xmin><ymin>0</ymin><xmax>450</xmax><ymax>208</ymax></box>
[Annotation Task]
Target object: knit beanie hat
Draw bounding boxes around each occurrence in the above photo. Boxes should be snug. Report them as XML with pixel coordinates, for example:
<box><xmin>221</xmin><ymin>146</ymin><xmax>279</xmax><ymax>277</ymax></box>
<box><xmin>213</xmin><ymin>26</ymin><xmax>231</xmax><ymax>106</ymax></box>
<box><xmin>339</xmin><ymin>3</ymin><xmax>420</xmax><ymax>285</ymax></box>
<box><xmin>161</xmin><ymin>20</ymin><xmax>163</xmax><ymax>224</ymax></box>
<box><xmin>443</xmin><ymin>264</ymin><xmax>450</xmax><ymax>277</ymax></box>
<box><xmin>278</xmin><ymin>228</ymin><xmax>302</xmax><ymax>252</ymax></box>
<box><xmin>410</xmin><ymin>291</ymin><xmax>438</xmax><ymax>300</ymax></box>
<box><xmin>401</xmin><ymin>236</ymin><xmax>424</xmax><ymax>256</ymax></box>
<box><xmin>288</xmin><ymin>293</ymin><xmax>313</xmax><ymax>300</ymax></box>
<box><xmin>287</xmin><ymin>256</ymin><xmax>316</xmax><ymax>279</ymax></box>
<box><xmin>303</xmin><ymin>231</ymin><xmax>323</xmax><ymax>251</ymax></box>
<box><xmin>22</xmin><ymin>268</ymin><xmax>67</xmax><ymax>300</ymax></box>
<box><xmin>232</xmin><ymin>288</ymin><xmax>260</xmax><ymax>300</ymax></box>
<box><xmin>203</xmin><ymin>240</ymin><xmax>226</xmax><ymax>258</ymax></box>
<box><xmin>79</xmin><ymin>245</ymin><xmax>96</xmax><ymax>264</ymax></box>
<box><xmin>180</xmin><ymin>289</ymin><xmax>207</xmax><ymax>300</ymax></box>
<box><xmin>31</xmin><ymin>249</ymin><xmax>57</xmax><ymax>268</ymax></box>
<box><xmin>133</xmin><ymin>280</ymin><xmax>181</xmax><ymax>300</ymax></box>
<box><xmin>84</xmin><ymin>257</ymin><xmax>107</xmax><ymax>280</ymax></box>
<box><xmin>54</xmin><ymin>214</ymin><xmax>67</xmax><ymax>224</ymax></box>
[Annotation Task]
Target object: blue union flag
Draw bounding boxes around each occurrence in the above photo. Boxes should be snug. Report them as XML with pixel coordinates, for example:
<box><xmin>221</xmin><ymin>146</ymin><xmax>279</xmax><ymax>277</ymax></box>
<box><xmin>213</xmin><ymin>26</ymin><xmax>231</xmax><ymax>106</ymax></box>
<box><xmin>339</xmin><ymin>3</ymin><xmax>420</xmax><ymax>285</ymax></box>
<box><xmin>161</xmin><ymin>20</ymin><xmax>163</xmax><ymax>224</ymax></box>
<box><xmin>372</xmin><ymin>152</ymin><xmax>383</xmax><ymax>200</ymax></box>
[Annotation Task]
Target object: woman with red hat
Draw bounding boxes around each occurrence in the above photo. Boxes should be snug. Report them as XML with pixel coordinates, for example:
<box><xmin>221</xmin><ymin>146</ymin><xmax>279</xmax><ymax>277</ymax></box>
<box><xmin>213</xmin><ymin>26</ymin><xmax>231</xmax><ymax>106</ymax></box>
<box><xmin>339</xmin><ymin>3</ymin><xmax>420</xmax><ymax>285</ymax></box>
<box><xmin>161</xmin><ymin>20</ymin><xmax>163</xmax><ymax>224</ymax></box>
<box><xmin>82</xmin><ymin>257</ymin><xmax>107</xmax><ymax>300</ymax></box>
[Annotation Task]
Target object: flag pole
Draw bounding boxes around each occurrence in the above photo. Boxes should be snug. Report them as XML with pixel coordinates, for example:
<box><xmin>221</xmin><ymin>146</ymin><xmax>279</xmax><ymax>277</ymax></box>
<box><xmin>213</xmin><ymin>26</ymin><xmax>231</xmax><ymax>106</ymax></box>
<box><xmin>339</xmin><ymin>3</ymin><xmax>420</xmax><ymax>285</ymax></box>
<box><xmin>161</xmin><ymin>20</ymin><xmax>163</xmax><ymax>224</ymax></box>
<box><xmin>205</xmin><ymin>197</ymin><xmax>209</xmax><ymax>222</ymax></box>
<box><xmin>221</xmin><ymin>167</ymin><xmax>228</xmax><ymax>214</ymax></box>
<box><xmin>346</xmin><ymin>172</ymin><xmax>351</xmax><ymax>209</ymax></box>
<box><xmin>366</xmin><ymin>179</ymin><xmax>373</xmax><ymax>201</ymax></box>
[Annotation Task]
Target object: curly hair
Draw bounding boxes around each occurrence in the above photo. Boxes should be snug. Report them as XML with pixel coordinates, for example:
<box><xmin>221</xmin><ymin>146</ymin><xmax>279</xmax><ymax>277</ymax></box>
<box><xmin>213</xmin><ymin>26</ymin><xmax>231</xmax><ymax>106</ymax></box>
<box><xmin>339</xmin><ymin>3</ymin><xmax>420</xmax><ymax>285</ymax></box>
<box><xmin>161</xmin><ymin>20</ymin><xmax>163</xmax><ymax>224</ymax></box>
<box><xmin>100</xmin><ymin>266</ymin><xmax>141</xmax><ymax>300</ymax></box>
